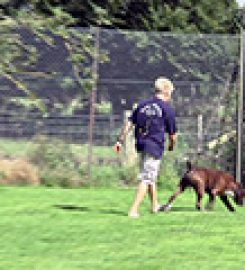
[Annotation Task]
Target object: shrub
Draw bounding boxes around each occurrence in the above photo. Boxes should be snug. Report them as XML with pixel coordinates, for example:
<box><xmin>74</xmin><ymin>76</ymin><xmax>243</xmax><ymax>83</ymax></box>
<box><xmin>0</xmin><ymin>158</ymin><xmax>39</xmax><ymax>186</ymax></box>
<box><xmin>117</xmin><ymin>165</ymin><xmax>138</xmax><ymax>186</ymax></box>
<box><xmin>89</xmin><ymin>165</ymin><xmax>120</xmax><ymax>187</ymax></box>
<box><xmin>158</xmin><ymin>137</ymin><xmax>189</xmax><ymax>191</ymax></box>
<box><xmin>88</xmin><ymin>164</ymin><xmax>138</xmax><ymax>187</ymax></box>
<box><xmin>29</xmin><ymin>136</ymin><xmax>85</xmax><ymax>187</ymax></box>
<box><xmin>158</xmin><ymin>154</ymin><xmax>180</xmax><ymax>191</ymax></box>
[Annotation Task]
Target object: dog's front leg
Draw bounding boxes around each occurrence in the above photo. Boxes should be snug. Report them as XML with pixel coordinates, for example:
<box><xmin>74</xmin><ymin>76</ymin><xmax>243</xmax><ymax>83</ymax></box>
<box><xmin>219</xmin><ymin>195</ymin><xmax>235</xmax><ymax>212</ymax></box>
<box><xmin>159</xmin><ymin>186</ymin><xmax>184</xmax><ymax>212</ymax></box>
<box><xmin>195</xmin><ymin>184</ymin><xmax>205</xmax><ymax>211</ymax></box>
<box><xmin>205</xmin><ymin>193</ymin><xmax>215</xmax><ymax>210</ymax></box>
<box><xmin>168</xmin><ymin>186</ymin><xmax>184</xmax><ymax>204</ymax></box>
<box><xmin>196</xmin><ymin>192</ymin><xmax>204</xmax><ymax>211</ymax></box>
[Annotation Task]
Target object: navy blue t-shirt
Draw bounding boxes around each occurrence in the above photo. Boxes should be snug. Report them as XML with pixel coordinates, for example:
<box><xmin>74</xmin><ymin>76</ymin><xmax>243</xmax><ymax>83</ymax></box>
<box><xmin>129</xmin><ymin>96</ymin><xmax>176</xmax><ymax>159</ymax></box>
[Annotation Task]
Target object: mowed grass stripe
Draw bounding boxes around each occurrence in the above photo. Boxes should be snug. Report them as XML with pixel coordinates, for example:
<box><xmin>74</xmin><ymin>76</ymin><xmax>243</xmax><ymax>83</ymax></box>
<box><xmin>0</xmin><ymin>187</ymin><xmax>244</xmax><ymax>270</ymax></box>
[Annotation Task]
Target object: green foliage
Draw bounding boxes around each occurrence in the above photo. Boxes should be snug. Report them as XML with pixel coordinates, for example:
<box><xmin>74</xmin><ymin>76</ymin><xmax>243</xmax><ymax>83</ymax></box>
<box><xmin>0</xmin><ymin>136</ymin><xmax>237</xmax><ymax>189</ymax></box>
<box><xmin>158</xmin><ymin>159</ymin><xmax>180</xmax><ymax>191</ymax></box>
<box><xmin>0</xmin><ymin>0</ymin><xmax>241</xmax><ymax>119</ymax></box>
<box><xmin>95</xmin><ymin>101</ymin><xmax>112</xmax><ymax>114</ymax></box>
<box><xmin>0</xmin><ymin>1</ymin><xmax>108</xmax><ymax>115</ymax></box>
<box><xmin>25</xmin><ymin>0</ymin><xmax>240</xmax><ymax>33</ymax></box>
<box><xmin>90</xmin><ymin>165</ymin><xmax>120</xmax><ymax>187</ymax></box>
<box><xmin>158</xmin><ymin>137</ymin><xmax>189</xmax><ymax>191</ymax></box>
<box><xmin>124</xmin><ymin>31</ymin><xmax>239</xmax><ymax>83</ymax></box>
<box><xmin>59</xmin><ymin>76</ymin><xmax>76</xmax><ymax>90</ymax></box>
<box><xmin>0</xmin><ymin>138</ymin><xmax>33</xmax><ymax>157</ymax></box>
<box><xmin>54</xmin><ymin>97</ymin><xmax>84</xmax><ymax>116</ymax></box>
<box><xmin>88</xmin><ymin>163</ymin><xmax>138</xmax><ymax>187</ymax></box>
<box><xmin>117</xmin><ymin>164</ymin><xmax>138</xmax><ymax>186</ymax></box>
<box><xmin>9</xmin><ymin>97</ymin><xmax>43</xmax><ymax>110</ymax></box>
<box><xmin>28</xmin><ymin>136</ymin><xmax>84</xmax><ymax>187</ymax></box>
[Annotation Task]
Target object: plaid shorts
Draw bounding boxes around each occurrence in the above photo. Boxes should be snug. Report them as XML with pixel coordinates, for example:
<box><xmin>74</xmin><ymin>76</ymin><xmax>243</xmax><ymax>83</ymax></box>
<box><xmin>138</xmin><ymin>153</ymin><xmax>161</xmax><ymax>185</ymax></box>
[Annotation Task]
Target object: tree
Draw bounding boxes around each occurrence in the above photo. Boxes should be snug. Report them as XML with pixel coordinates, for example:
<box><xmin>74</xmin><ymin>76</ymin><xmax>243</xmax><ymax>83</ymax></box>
<box><xmin>2</xmin><ymin>0</ymin><xmax>240</xmax><ymax>33</ymax></box>
<box><xmin>0</xmin><ymin>0</ymin><xmax>109</xmax><ymax>114</ymax></box>
<box><xmin>59</xmin><ymin>0</ymin><xmax>241</xmax><ymax>33</ymax></box>
<box><xmin>0</xmin><ymin>0</ymin><xmax>241</xmax><ymax>115</ymax></box>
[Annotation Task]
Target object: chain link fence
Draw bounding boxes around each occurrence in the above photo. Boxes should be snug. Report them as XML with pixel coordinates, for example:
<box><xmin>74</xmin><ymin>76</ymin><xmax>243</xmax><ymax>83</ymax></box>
<box><xmin>0</xmin><ymin>28</ymin><xmax>242</xmax><ymax>185</ymax></box>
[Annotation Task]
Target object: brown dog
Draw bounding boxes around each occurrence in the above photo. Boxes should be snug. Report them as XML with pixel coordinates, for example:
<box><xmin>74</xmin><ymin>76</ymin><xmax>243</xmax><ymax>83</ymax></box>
<box><xmin>160</xmin><ymin>161</ymin><xmax>245</xmax><ymax>212</ymax></box>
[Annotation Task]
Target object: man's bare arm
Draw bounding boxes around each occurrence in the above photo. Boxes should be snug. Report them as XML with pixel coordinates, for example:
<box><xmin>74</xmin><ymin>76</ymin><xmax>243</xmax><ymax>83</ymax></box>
<box><xmin>117</xmin><ymin>120</ymin><xmax>133</xmax><ymax>144</ymax></box>
<box><xmin>113</xmin><ymin>120</ymin><xmax>133</xmax><ymax>153</ymax></box>
<box><xmin>168</xmin><ymin>134</ymin><xmax>176</xmax><ymax>151</ymax></box>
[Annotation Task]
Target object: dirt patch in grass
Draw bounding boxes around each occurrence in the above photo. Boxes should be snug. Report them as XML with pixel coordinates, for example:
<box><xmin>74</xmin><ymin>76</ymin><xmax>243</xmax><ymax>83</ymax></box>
<box><xmin>0</xmin><ymin>158</ymin><xmax>39</xmax><ymax>185</ymax></box>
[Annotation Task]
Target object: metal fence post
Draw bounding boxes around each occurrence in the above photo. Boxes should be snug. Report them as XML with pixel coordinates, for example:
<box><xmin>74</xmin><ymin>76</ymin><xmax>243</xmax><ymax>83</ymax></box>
<box><xmin>197</xmin><ymin>114</ymin><xmax>203</xmax><ymax>154</ymax></box>
<box><xmin>236</xmin><ymin>29</ymin><xmax>244</xmax><ymax>183</ymax></box>
<box><xmin>109</xmin><ymin>114</ymin><xmax>114</xmax><ymax>145</ymax></box>
<box><xmin>124</xmin><ymin>110</ymin><xmax>137</xmax><ymax>166</ymax></box>
<box><xmin>88</xmin><ymin>27</ymin><xmax>100</xmax><ymax>181</ymax></box>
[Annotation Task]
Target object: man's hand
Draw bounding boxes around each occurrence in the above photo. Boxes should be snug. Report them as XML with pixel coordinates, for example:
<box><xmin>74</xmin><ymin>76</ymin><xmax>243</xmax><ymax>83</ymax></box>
<box><xmin>113</xmin><ymin>120</ymin><xmax>132</xmax><ymax>153</ymax></box>
<box><xmin>168</xmin><ymin>134</ymin><xmax>176</xmax><ymax>151</ymax></box>
<box><xmin>113</xmin><ymin>141</ymin><xmax>123</xmax><ymax>153</ymax></box>
<box><xmin>168</xmin><ymin>144</ymin><xmax>174</xmax><ymax>151</ymax></box>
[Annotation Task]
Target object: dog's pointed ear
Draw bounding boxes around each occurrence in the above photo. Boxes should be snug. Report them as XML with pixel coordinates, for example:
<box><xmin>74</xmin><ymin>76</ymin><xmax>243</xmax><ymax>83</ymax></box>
<box><xmin>242</xmin><ymin>181</ymin><xmax>245</xmax><ymax>189</ymax></box>
<box><xmin>238</xmin><ymin>181</ymin><xmax>245</xmax><ymax>189</ymax></box>
<box><xmin>186</xmin><ymin>161</ymin><xmax>192</xmax><ymax>171</ymax></box>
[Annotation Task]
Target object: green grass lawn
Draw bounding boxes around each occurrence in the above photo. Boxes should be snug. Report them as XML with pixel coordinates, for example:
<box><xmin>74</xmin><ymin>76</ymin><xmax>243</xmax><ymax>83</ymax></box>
<box><xmin>0</xmin><ymin>138</ymin><xmax>114</xmax><ymax>158</ymax></box>
<box><xmin>0</xmin><ymin>187</ymin><xmax>245</xmax><ymax>270</ymax></box>
<box><xmin>0</xmin><ymin>139</ymin><xmax>33</xmax><ymax>157</ymax></box>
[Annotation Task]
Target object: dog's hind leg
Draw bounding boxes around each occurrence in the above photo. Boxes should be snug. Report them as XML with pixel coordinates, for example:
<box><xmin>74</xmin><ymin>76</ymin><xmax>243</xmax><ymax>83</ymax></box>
<box><xmin>219</xmin><ymin>195</ymin><xmax>235</xmax><ymax>212</ymax></box>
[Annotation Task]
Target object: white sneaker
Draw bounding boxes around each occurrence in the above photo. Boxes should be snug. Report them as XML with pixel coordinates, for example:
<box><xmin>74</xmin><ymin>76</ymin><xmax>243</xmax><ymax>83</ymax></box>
<box><xmin>128</xmin><ymin>212</ymin><xmax>140</xmax><ymax>218</ymax></box>
<box><xmin>158</xmin><ymin>204</ymin><xmax>172</xmax><ymax>212</ymax></box>
<box><xmin>152</xmin><ymin>205</ymin><xmax>161</xmax><ymax>213</ymax></box>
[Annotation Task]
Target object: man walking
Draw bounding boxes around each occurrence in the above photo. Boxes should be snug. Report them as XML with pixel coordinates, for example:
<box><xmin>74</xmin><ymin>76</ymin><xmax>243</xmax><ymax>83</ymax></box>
<box><xmin>115</xmin><ymin>77</ymin><xmax>177</xmax><ymax>217</ymax></box>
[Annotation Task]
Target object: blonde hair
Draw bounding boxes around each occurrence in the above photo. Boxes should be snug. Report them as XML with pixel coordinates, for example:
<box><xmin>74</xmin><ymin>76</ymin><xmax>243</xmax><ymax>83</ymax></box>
<box><xmin>154</xmin><ymin>77</ymin><xmax>174</xmax><ymax>94</ymax></box>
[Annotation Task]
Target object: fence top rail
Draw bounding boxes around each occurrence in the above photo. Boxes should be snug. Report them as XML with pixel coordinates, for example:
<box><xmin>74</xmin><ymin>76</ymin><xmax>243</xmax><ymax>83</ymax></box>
<box><xmin>97</xmin><ymin>79</ymin><xmax>235</xmax><ymax>85</ymax></box>
<box><xmin>99</xmin><ymin>27</ymin><xmax>240</xmax><ymax>39</ymax></box>
<box><xmin>0</xmin><ymin>112</ymin><xmax>122</xmax><ymax>119</ymax></box>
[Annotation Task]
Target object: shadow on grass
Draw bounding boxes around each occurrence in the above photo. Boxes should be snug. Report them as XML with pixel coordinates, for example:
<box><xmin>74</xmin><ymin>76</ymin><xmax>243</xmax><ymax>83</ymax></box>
<box><xmin>168</xmin><ymin>206</ymin><xmax>196</xmax><ymax>212</ymax></box>
<box><xmin>54</xmin><ymin>204</ymin><xmax>197</xmax><ymax>216</ymax></box>
<box><xmin>54</xmin><ymin>204</ymin><xmax>127</xmax><ymax>216</ymax></box>
<box><xmin>54</xmin><ymin>204</ymin><xmax>90</xmax><ymax>212</ymax></box>
<box><xmin>98</xmin><ymin>209</ymin><xmax>127</xmax><ymax>216</ymax></box>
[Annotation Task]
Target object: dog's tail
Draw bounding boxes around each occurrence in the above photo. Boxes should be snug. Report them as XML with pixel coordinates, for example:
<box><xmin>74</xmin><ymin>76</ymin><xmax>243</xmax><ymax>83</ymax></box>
<box><xmin>186</xmin><ymin>161</ymin><xmax>192</xmax><ymax>172</ymax></box>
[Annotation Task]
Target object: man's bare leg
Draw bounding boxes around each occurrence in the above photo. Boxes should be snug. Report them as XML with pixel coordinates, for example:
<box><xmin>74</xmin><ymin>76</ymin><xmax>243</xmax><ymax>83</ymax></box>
<box><xmin>128</xmin><ymin>182</ymin><xmax>148</xmax><ymax>217</ymax></box>
<box><xmin>148</xmin><ymin>183</ymin><xmax>160</xmax><ymax>213</ymax></box>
